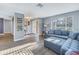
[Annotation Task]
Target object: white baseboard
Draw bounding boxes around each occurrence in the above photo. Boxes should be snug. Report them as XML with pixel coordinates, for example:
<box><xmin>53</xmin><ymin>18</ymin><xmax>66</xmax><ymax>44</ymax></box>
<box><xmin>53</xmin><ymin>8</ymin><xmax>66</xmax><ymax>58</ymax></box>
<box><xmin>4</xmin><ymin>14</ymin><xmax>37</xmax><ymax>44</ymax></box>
<box><xmin>0</xmin><ymin>33</ymin><xmax>4</xmax><ymax>35</ymax></box>
<box><xmin>14</xmin><ymin>35</ymin><xmax>31</xmax><ymax>41</ymax></box>
<box><xmin>14</xmin><ymin>37</ymin><xmax>25</xmax><ymax>41</ymax></box>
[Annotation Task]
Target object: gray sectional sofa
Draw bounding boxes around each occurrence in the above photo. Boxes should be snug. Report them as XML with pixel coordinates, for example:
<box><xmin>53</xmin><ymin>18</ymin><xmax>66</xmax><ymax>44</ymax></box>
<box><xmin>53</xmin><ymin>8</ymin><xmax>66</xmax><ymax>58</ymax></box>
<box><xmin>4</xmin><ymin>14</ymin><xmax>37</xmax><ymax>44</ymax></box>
<box><xmin>45</xmin><ymin>30</ymin><xmax>69</xmax><ymax>39</ymax></box>
<box><xmin>44</xmin><ymin>30</ymin><xmax>79</xmax><ymax>55</ymax></box>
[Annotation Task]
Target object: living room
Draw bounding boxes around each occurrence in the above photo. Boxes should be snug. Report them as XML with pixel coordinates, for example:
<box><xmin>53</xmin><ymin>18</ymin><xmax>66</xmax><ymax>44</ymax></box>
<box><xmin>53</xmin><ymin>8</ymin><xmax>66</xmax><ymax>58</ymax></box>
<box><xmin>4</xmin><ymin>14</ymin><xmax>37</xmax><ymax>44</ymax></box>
<box><xmin>0</xmin><ymin>3</ymin><xmax>79</xmax><ymax>55</ymax></box>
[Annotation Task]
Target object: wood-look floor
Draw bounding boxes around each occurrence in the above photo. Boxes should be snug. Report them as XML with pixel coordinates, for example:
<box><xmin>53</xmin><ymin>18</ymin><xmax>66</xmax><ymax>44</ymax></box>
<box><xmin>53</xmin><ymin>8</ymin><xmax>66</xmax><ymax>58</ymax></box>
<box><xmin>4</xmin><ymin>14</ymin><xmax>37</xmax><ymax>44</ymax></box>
<box><xmin>32</xmin><ymin>37</ymin><xmax>57</xmax><ymax>55</ymax></box>
<box><xmin>0</xmin><ymin>34</ymin><xmax>57</xmax><ymax>55</ymax></box>
<box><xmin>0</xmin><ymin>33</ymin><xmax>13</xmax><ymax>45</ymax></box>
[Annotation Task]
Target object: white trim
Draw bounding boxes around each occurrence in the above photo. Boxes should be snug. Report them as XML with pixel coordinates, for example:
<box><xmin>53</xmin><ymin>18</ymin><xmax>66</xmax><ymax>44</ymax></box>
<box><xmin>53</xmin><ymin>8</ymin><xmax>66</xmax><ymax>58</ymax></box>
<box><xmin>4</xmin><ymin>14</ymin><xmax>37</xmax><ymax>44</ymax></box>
<box><xmin>3</xmin><ymin>32</ymin><xmax>11</xmax><ymax>33</ymax></box>
<box><xmin>13</xmin><ymin>15</ymin><xmax>17</xmax><ymax>41</ymax></box>
<box><xmin>3</xmin><ymin>19</ymin><xmax>5</xmax><ymax>34</ymax></box>
<box><xmin>10</xmin><ymin>18</ymin><xmax>13</xmax><ymax>33</ymax></box>
<box><xmin>0</xmin><ymin>34</ymin><xmax>4</xmax><ymax>35</ymax></box>
<box><xmin>14</xmin><ymin>37</ymin><xmax>25</xmax><ymax>41</ymax></box>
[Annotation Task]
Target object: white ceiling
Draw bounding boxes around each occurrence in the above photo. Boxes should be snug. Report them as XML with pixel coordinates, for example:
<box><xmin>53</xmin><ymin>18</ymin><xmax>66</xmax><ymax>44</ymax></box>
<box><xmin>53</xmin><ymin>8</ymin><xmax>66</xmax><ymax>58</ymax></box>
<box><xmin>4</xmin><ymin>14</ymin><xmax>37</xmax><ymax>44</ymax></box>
<box><xmin>0</xmin><ymin>3</ymin><xmax>79</xmax><ymax>19</ymax></box>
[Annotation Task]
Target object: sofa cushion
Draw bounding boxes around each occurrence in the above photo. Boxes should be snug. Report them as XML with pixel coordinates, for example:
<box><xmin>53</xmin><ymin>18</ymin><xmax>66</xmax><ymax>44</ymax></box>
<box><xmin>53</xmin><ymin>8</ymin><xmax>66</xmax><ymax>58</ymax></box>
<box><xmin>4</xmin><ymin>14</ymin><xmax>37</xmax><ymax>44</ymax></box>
<box><xmin>54</xmin><ymin>30</ymin><xmax>62</xmax><ymax>35</ymax></box>
<box><xmin>48</xmin><ymin>30</ymin><xmax>54</xmax><ymax>34</ymax></box>
<box><xmin>44</xmin><ymin>37</ymin><xmax>66</xmax><ymax>54</ymax></box>
<box><xmin>61</xmin><ymin>31</ymin><xmax>69</xmax><ymax>36</ymax></box>
<box><xmin>52</xmin><ymin>34</ymin><xmax>68</xmax><ymax>39</ymax></box>
<box><xmin>70</xmin><ymin>40</ymin><xmax>79</xmax><ymax>50</ymax></box>
<box><xmin>68</xmin><ymin>32</ymin><xmax>78</xmax><ymax>39</ymax></box>
<box><xmin>65</xmin><ymin>40</ymin><xmax>79</xmax><ymax>55</ymax></box>
<box><xmin>61</xmin><ymin>38</ymin><xmax>72</xmax><ymax>54</ymax></box>
<box><xmin>44</xmin><ymin>37</ymin><xmax>56</xmax><ymax>41</ymax></box>
<box><xmin>76</xmin><ymin>34</ymin><xmax>79</xmax><ymax>41</ymax></box>
<box><xmin>53</xmin><ymin>39</ymin><xmax>65</xmax><ymax>46</ymax></box>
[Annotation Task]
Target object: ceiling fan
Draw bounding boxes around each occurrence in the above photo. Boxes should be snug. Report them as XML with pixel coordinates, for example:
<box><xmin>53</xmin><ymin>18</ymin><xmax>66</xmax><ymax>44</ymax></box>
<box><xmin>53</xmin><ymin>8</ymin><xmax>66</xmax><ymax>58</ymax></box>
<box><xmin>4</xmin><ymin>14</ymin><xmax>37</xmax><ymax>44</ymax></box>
<box><xmin>36</xmin><ymin>3</ymin><xmax>43</xmax><ymax>8</ymax></box>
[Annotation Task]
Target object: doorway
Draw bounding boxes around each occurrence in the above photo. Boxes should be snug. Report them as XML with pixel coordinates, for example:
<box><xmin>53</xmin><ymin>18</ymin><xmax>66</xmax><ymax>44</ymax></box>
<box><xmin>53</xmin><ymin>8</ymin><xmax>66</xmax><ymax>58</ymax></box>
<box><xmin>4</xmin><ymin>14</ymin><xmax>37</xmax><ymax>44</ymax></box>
<box><xmin>32</xmin><ymin>19</ymin><xmax>39</xmax><ymax>34</ymax></box>
<box><xmin>0</xmin><ymin>18</ymin><xmax>4</xmax><ymax>34</ymax></box>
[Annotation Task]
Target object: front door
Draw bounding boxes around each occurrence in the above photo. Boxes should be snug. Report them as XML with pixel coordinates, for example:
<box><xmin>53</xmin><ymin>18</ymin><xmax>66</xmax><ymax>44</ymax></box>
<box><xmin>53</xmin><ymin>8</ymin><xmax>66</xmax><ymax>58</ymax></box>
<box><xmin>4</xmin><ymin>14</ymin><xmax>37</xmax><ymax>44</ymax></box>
<box><xmin>0</xmin><ymin>18</ymin><xmax>3</xmax><ymax>33</ymax></box>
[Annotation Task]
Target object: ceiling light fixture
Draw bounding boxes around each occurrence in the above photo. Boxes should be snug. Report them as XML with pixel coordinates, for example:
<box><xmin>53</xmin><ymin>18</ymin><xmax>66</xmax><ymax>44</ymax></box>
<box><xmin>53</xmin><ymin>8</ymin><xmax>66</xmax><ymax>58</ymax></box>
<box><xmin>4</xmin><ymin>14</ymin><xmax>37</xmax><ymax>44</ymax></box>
<box><xmin>36</xmin><ymin>3</ymin><xmax>43</xmax><ymax>8</ymax></box>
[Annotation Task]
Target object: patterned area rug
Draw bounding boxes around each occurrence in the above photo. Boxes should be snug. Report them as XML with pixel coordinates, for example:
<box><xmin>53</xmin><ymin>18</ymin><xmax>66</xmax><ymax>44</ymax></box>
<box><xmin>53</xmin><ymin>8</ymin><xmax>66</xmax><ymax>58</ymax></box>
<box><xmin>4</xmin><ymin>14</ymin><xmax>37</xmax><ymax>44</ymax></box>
<box><xmin>0</xmin><ymin>42</ymin><xmax>37</xmax><ymax>55</ymax></box>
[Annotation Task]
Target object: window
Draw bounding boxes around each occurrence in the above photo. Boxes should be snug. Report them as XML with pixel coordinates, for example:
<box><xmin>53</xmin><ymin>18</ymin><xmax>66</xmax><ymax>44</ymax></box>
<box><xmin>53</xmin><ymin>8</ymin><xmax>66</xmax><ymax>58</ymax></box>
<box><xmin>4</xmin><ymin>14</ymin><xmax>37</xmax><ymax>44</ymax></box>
<box><xmin>52</xmin><ymin>16</ymin><xmax>72</xmax><ymax>31</ymax></box>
